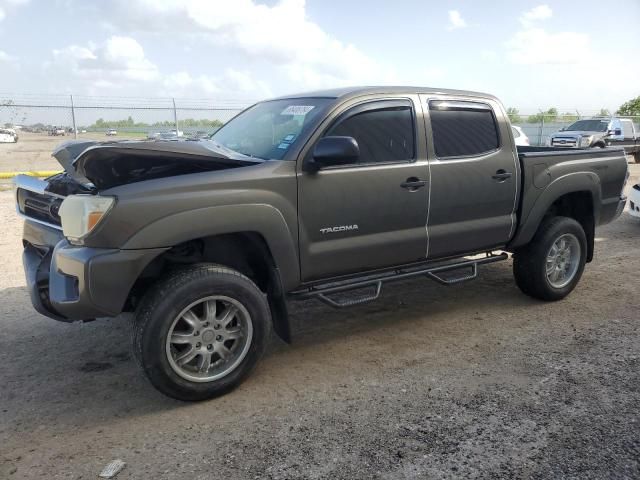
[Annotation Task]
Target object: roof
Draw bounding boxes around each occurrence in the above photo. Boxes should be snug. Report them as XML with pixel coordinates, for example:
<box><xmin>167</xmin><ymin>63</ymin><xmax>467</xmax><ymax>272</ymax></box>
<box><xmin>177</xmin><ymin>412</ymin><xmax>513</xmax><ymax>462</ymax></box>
<box><xmin>271</xmin><ymin>86</ymin><xmax>498</xmax><ymax>102</ymax></box>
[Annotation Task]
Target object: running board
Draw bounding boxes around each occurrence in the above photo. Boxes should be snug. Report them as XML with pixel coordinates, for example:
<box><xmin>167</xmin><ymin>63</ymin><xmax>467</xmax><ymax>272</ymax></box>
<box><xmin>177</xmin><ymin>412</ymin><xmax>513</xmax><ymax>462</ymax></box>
<box><xmin>290</xmin><ymin>252</ymin><xmax>508</xmax><ymax>308</ymax></box>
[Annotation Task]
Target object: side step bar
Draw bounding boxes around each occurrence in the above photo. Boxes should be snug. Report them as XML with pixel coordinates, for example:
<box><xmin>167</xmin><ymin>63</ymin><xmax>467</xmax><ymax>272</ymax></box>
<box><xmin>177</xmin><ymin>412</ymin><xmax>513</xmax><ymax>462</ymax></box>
<box><xmin>290</xmin><ymin>252</ymin><xmax>508</xmax><ymax>308</ymax></box>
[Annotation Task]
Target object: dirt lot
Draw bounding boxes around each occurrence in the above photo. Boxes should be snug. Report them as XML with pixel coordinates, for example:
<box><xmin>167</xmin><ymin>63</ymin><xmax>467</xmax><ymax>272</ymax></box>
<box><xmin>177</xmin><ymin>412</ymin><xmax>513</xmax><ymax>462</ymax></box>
<box><xmin>0</xmin><ymin>166</ymin><xmax>639</xmax><ymax>479</ymax></box>
<box><xmin>0</xmin><ymin>132</ymin><xmax>146</xmax><ymax>174</ymax></box>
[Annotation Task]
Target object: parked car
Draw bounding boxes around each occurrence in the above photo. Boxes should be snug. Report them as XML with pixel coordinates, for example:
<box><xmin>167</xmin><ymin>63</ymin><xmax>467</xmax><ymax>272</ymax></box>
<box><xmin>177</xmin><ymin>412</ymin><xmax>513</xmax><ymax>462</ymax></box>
<box><xmin>629</xmin><ymin>184</ymin><xmax>640</xmax><ymax>218</ymax></box>
<box><xmin>48</xmin><ymin>127</ymin><xmax>66</xmax><ymax>136</ymax></box>
<box><xmin>106</xmin><ymin>129</ymin><xmax>118</xmax><ymax>136</ymax></box>
<box><xmin>0</xmin><ymin>128</ymin><xmax>17</xmax><ymax>143</ymax></box>
<box><xmin>512</xmin><ymin>125</ymin><xmax>530</xmax><ymax>146</ymax></box>
<box><xmin>14</xmin><ymin>86</ymin><xmax>628</xmax><ymax>401</ymax></box>
<box><xmin>6</xmin><ymin>128</ymin><xmax>18</xmax><ymax>142</ymax></box>
<box><xmin>548</xmin><ymin>117</ymin><xmax>640</xmax><ymax>162</ymax></box>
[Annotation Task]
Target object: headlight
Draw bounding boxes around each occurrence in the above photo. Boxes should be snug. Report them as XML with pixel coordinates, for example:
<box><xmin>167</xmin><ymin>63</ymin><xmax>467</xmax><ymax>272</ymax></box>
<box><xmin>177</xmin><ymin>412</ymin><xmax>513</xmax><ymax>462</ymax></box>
<box><xmin>580</xmin><ymin>136</ymin><xmax>593</xmax><ymax>147</ymax></box>
<box><xmin>58</xmin><ymin>195</ymin><xmax>115</xmax><ymax>244</ymax></box>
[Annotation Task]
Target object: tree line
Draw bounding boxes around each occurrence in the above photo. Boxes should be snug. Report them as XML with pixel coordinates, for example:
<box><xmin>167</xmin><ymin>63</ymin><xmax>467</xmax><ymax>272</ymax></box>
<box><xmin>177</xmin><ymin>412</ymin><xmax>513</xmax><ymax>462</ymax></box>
<box><xmin>506</xmin><ymin>95</ymin><xmax>640</xmax><ymax>124</ymax></box>
<box><xmin>90</xmin><ymin>116</ymin><xmax>225</xmax><ymax>130</ymax></box>
<box><xmin>506</xmin><ymin>107</ymin><xmax>612</xmax><ymax>124</ymax></box>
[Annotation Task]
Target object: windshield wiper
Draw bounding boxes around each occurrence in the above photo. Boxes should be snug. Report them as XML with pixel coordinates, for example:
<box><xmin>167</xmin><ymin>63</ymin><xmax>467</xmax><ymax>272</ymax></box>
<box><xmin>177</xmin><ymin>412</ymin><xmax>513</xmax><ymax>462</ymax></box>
<box><xmin>240</xmin><ymin>152</ymin><xmax>268</xmax><ymax>161</ymax></box>
<box><xmin>210</xmin><ymin>141</ymin><xmax>268</xmax><ymax>161</ymax></box>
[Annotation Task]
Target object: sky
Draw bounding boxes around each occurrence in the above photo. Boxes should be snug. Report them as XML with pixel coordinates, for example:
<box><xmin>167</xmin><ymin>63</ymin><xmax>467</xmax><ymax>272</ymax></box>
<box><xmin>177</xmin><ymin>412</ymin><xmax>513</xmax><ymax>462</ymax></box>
<box><xmin>0</xmin><ymin>0</ymin><xmax>638</xmax><ymax>112</ymax></box>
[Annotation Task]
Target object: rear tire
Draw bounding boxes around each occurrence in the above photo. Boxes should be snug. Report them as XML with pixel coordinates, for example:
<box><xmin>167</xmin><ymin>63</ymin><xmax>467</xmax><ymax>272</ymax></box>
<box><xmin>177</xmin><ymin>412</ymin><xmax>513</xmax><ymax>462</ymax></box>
<box><xmin>513</xmin><ymin>216</ymin><xmax>587</xmax><ymax>301</ymax></box>
<box><xmin>133</xmin><ymin>264</ymin><xmax>272</xmax><ymax>401</ymax></box>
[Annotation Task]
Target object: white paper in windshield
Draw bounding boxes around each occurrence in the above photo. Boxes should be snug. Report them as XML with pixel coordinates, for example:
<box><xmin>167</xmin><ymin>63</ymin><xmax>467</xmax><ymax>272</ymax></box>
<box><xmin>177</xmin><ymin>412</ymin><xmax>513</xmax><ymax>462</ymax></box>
<box><xmin>281</xmin><ymin>105</ymin><xmax>315</xmax><ymax>116</ymax></box>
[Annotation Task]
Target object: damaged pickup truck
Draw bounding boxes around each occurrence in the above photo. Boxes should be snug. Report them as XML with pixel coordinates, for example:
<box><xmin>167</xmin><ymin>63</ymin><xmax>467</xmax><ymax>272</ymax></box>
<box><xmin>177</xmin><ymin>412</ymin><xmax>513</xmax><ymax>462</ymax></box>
<box><xmin>15</xmin><ymin>87</ymin><xmax>629</xmax><ymax>401</ymax></box>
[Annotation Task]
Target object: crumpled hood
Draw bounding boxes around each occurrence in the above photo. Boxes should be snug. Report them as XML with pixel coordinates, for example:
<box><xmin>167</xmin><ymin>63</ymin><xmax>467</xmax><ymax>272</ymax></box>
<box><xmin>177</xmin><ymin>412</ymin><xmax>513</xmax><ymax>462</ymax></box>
<box><xmin>51</xmin><ymin>139</ymin><xmax>263</xmax><ymax>190</ymax></box>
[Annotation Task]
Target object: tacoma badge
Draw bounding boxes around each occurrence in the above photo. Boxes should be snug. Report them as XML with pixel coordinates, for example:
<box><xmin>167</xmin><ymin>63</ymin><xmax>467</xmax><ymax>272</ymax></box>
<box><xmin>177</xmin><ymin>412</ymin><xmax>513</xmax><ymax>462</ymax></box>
<box><xmin>320</xmin><ymin>225</ymin><xmax>359</xmax><ymax>234</ymax></box>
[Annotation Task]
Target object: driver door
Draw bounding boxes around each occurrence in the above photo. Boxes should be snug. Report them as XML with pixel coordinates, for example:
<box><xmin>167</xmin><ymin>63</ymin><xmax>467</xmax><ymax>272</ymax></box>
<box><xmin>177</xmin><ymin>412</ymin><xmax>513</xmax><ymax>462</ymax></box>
<box><xmin>297</xmin><ymin>97</ymin><xmax>430</xmax><ymax>282</ymax></box>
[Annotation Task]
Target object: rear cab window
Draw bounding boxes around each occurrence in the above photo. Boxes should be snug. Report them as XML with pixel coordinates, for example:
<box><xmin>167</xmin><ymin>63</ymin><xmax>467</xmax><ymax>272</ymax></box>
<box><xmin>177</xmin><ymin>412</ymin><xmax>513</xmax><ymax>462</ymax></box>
<box><xmin>428</xmin><ymin>100</ymin><xmax>500</xmax><ymax>158</ymax></box>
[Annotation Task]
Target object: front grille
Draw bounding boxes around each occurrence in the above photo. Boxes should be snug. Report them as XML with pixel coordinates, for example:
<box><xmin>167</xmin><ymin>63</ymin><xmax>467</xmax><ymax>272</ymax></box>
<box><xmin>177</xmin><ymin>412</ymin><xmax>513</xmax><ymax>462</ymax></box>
<box><xmin>16</xmin><ymin>188</ymin><xmax>62</xmax><ymax>227</ymax></box>
<box><xmin>551</xmin><ymin>137</ymin><xmax>578</xmax><ymax>147</ymax></box>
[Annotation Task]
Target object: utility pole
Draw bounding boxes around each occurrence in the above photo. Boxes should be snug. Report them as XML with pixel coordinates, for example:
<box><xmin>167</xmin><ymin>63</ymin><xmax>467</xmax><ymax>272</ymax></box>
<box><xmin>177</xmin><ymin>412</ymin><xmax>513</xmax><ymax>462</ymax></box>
<box><xmin>538</xmin><ymin>109</ymin><xmax>544</xmax><ymax>146</ymax></box>
<box><xmin>173</xmin><ymin>98</ymin><xmax>179</xmax><ymax>135</ymax></box>
<box><xmin>70</xmin><ymin>94</ymin><xmax>77</xmax><ymax>139</ymax></box>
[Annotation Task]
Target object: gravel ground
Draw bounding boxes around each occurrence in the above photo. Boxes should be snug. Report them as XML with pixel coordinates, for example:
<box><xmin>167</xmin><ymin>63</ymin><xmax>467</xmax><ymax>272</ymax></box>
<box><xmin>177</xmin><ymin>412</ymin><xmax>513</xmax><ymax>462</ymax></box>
<box><xmin>0</xmin><ymin>165</ymin><xmax>639</xmax><ymax>479</ymax></box>
<box><xmin>0</xmin><ymin>132</ymin><xmax>72</xmax><ymax>173</ymax></box>
<box><xmin>0</xmin><ymin>132</ymin><xmax>145</xmax><ymax>174</ymax></box>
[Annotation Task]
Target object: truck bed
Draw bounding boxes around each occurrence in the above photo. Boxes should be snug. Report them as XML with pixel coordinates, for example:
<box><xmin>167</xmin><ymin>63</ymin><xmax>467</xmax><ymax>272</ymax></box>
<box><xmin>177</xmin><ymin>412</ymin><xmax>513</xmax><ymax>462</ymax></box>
<box><xmin>510</xmin><ymin>146</ymin><xmax>628</xmax><ymax>248</ymax></box>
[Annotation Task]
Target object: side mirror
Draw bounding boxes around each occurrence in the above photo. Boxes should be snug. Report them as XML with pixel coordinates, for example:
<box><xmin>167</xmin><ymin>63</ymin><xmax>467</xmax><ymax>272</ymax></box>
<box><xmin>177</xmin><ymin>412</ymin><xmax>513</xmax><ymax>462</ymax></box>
<box><xmin>305</xmin><ymin>136</ymin><xmax>360</xmax><ymax>172</ymax></box>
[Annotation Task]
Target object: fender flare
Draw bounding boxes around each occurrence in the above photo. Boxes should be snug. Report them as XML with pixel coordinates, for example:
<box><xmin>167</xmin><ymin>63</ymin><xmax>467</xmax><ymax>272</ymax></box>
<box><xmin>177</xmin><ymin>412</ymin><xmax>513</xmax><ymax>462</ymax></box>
<box><xmin>121</xmin><ymin>203</ymin><xmax>300</xmax><ymax>290</ymax></box>
<box><xmin>509</xmin><ymin>171</ymin><xmax>601</xmax><ymax>249</ymax></box>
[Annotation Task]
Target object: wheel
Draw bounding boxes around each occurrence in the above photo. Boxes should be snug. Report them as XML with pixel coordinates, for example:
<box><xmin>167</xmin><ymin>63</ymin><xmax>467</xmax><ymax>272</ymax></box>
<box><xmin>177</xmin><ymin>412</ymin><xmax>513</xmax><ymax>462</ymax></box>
<box><xmin>133</xmin><ymin>264</ymin><xmax>272</xmax><ymax>401</ymax></box>
<box><xmin>513</xmin><ymin>216</ymin><xmax>587</xmax><ymax>301</ymax></box>
<box><xmin>634</xmin><ymin>152</ymin><xmax>640</xmax><ymax>164</ymax></box>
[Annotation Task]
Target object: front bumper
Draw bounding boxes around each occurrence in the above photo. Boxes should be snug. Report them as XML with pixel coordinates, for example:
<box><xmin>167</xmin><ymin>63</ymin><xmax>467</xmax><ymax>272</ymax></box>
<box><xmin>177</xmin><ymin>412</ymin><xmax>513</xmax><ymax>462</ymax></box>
<box><xmin>22</xmin><ymin>220</ymin><xmax>166</xmax><ymax>322</ymax></box>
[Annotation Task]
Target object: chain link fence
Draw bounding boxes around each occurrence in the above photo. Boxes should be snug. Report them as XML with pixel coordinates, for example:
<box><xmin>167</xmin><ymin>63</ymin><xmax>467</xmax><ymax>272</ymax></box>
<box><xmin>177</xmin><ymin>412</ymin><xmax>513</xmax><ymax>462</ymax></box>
<box><xmin>1</xmin><ymin>94</ymin><xmax>639</xmax><ymax>145</ymax></box>
<box><xmin>510</xmin><ymin>113</ymin><xmax>640</xmax><ymax>146</ymax></box>
<box><xmin>0</xmin><ymin>94</ymin><xmax>250</xmax><ymax>139</ymax></box>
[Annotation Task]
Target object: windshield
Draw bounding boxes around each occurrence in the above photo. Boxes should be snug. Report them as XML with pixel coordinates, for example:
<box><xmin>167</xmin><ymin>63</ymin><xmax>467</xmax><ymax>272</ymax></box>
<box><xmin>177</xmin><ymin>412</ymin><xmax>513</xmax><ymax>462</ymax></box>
<box><xmin>211</xmin><ymin>98</ymin><xmax>332</xmax><ymax>160</ymax></box>
<box><xmin>565</xmin><ymin>119</ymin><xmax>609</xmax><ymax>132</ymax></box>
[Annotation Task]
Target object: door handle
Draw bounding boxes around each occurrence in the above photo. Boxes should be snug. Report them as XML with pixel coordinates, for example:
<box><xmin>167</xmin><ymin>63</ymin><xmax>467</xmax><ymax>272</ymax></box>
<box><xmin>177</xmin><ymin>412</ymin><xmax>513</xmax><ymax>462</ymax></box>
<box><xmin>400</xmin><ymin>178</ymin><xmax>428</xmax><ymax>191</ymax></box>
<box><xmin>492</xmin><ymin>170</ymin><xmax>513</xmax><ymax>181</ymax></box>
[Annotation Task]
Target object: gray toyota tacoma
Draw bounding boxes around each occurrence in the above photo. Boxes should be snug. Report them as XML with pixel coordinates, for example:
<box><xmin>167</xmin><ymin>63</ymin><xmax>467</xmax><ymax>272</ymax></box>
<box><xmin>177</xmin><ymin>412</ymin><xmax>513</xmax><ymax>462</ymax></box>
<box><xmin>14</xmin><ymin>87</ymin><xmax>628</xmax><ymax>401</ymax></box>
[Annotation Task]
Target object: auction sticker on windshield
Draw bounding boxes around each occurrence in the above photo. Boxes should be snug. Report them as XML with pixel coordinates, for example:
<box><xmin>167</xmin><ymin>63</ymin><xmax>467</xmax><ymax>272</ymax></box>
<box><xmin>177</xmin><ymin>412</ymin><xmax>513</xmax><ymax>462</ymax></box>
<box><xmin>281</xmin><ymin>105</ymin><xmax>315</xmax><ymax>116</ymax></box>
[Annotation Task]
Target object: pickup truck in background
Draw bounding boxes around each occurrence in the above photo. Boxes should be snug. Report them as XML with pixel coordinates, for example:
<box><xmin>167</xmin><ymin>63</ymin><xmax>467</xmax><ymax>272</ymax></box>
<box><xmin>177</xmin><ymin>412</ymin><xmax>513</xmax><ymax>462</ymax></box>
<box><xmin>14</xmin><ymin>87</ymin><xmax>629</xmax><ymax>400</ymax></box>
<box><xmin>548</xmin><ymin>116</ymin><xmax>640</xmax><ymax>162</ymax></box>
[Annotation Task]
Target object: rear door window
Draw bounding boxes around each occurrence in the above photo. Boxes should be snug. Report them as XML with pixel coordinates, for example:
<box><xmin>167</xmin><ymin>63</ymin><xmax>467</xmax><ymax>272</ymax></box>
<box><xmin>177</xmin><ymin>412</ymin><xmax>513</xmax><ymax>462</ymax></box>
<box><xmin>429</xmin><ymin>100</ymin><xmax>500</xmax><ymax>158</ymax></box>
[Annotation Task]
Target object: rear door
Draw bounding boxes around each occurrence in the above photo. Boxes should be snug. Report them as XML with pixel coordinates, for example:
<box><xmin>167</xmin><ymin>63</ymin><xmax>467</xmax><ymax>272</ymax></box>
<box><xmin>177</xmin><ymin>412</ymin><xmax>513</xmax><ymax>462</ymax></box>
<box><xmin>297</xmin><ymin>97</ymin><xmax>430</xmax><ymax>281</ymax></box>
<box><xmin>420</xmin><ymin>96</ymin><xmax>519</xmax><ymax>259</ymax></box>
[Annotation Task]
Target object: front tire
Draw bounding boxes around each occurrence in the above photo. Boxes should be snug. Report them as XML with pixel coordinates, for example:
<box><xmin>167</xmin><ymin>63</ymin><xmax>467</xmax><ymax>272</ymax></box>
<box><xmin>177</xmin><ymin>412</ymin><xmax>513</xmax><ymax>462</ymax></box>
<box><xmin>133</xmin><ymin>264</ymin><xmax>272</xmax><ymax>401</ymax></box>
<box><xmin>513</xmin><ymin>216</ymin><xmax>587</xmax><ymax>301</ymax></box>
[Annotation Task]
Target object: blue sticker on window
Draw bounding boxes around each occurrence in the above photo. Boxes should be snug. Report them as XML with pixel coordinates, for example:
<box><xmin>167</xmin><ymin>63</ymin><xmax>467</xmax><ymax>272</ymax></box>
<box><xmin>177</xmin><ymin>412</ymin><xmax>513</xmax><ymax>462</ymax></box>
<box><xmin>277</xmin><ymin>142</ymin><xmax>290</xmax><ymax>149</ymax></box>
<box><xmin>283</xmin><ymin>134</ymin><xmax>296</xmax><ymax>142</ymax></box>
